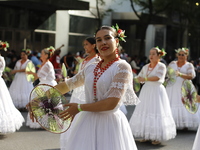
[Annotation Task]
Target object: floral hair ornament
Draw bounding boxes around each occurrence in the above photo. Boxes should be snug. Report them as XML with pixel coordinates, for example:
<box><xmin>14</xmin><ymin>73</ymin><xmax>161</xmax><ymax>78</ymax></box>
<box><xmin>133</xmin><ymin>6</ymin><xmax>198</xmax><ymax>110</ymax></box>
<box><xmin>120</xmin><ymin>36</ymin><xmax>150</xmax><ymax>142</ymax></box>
<box><xmin>175</xmin><ymin>47</ymin><xmax>189</xmax><ymax>54</ymax></box>
<box><xmin>112</xmin><ymin>24</ymin><xmax>127</xmax><ymax>42</ymax></box>
<box><xmin>0</xmin><ymin>41</ymin><xmax>9</xmax><ymax>51</ymax></box>
<box><xmin>22</xmin><ymin>49</ymin><xmax>32</xmax><ymax>56</ymax></box>
<box><xmin>47</xmin><ymin>46</ymin><xmax>55</xmax><ymax>53</ymax></box>
<box><xmin>155</xmin><ymin>46</ymin><xmax>167</xmax><ymax>57</ymax></box>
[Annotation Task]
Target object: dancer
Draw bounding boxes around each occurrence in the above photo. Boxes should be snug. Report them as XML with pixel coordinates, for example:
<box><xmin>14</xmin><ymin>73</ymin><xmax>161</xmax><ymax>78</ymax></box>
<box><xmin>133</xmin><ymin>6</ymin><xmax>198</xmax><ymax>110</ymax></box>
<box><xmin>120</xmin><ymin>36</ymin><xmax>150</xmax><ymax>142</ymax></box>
<box><xmin>192</xmin><ymin>95</ymin><xmax>200</xmax><ymax>150</ymax></box>
<box><xmin>26</xmin><ymin>46</ymin><xmax>57</xmax><ymax>128</ymax></box>
<box><xmin>27</xmin><ymin>25</ymin><xmax>140</xmax><ymax>150</ymax></box>
<box><xmin>69</xmin><ymin>37</ymin><xmax>99</xmax><ymax>104</ymax></box>
<box><xmin>166</xmin><ymin>48</ymin><xmax>200</xmax><ymax>130</ymax></box>
<box><xmin>129</xmin><ymin>47</ymin><xmax>176</xmax><ymax>145</ymax></box>
<box><xmin>9</xmin><ymin>49</ymin><xmax>34</xmax><ymax>109</ymax></box>
<box><xmin>0</xmin><ymin>41</ymin><xmax>24</xmax><ymax>134</ymax></box>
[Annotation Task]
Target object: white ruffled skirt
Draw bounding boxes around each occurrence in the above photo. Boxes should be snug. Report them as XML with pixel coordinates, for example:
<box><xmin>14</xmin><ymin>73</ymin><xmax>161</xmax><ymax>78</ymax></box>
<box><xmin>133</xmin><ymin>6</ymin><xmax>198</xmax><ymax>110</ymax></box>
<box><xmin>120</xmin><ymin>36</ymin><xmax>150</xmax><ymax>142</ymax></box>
<box><xmin>129</xmin><ymin>82</ymin><xmax>176</xmax><ymax>141</ymax></box>
<box><xmin>9</xmin><ymin>72</ymin><xmax>33</xmax><ymax>108</ymax></box>
<box><xmin>0</xmin><ymin>77</ymin><xmax>24</xmax><ymax>133</ymax></box>
<box><xmin>192</xmin><ymin>125</ymin><xmax>200</xmax><ymax>150</ymax></box>
<box><xmin>166</xmin><ymin>80</ymin><xmax>200</xmax><ymax>129</ymax></box>
<box><xmin>60</xmin><ymin>110</ymin><xmax>137</xmax><ymax>150</ymax></box>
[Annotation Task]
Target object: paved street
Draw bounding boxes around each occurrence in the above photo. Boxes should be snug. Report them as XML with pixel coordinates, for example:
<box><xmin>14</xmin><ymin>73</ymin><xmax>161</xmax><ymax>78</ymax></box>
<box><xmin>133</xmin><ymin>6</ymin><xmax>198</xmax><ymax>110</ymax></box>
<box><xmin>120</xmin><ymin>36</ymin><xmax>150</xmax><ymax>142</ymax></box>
<box><xmin>0</xmin><ymin>105</ymin><xmax>197</xmax><ymax>150</ymax></box>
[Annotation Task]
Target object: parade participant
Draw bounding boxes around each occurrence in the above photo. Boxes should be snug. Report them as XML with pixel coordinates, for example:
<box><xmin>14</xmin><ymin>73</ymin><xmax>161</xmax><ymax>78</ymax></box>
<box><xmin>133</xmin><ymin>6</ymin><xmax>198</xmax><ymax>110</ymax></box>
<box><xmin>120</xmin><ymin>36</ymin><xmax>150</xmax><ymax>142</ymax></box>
<box><xmin>26</xmin><ymin>46</ymin><xmax>57</xmax><ymax>128</ymax></box>
<box><xmin>129</xmin><ymin>47</ymin><xmax>176</xmax><ymax>145</ymax></box>
<box><xmin>9</xmin><ymin>49</ymin><xmax>34</xmax><ymax>110</ymax></box>
<box><xmin>166</xmin><ymin>48</ymin><xmax>200</xmax><ymax>130</ymax></box>
<box><xmin>69</xmin><ymin>37</ymin><xmax>99</xmax><ymax>104</ymax></box>
<box><xmin>36</xmin><ymin>25</ymin><xmax>139</xmax><ymax>150</ymax></box>
<box><xmin>192</xmin><ymin>96</ymin><xmax>200</xmax><ymax>150</ymax></box>
<box><xmin>0</xmin><ymin>41</ymin><xmax>24</xmax><ymax>133</ymax></box>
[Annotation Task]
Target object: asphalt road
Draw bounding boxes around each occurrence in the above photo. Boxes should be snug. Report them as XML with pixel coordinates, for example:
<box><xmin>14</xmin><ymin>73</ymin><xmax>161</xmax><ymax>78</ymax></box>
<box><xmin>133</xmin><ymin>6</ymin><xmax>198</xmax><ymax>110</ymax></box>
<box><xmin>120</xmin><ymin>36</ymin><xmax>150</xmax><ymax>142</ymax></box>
<box><xmin>0</xmin><ymin>105</ymin><xmax>197</xmax><ymax>150</ymax></box>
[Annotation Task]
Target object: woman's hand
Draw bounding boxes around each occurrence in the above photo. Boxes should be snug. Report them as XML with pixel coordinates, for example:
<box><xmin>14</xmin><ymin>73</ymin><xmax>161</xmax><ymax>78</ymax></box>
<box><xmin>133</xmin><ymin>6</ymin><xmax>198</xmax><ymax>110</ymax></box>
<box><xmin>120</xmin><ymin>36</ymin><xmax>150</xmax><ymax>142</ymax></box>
<box><xmin>11</xmin><ymin>70</ymin><xmax>17</xmax><ymax>74</ymax></box>
<box><xmin>196</xmin><ymin>95</ymin><xmax>200</xmax><ymax>103</ymax></box>
<box><xmin>26</xmin><ymin>103</ymin><xmax>36</xmax><ymax>122</ymax></box>
<box><xmin>59</xmin><ymin>103</ymin><xmax>80</xmax><ymax>121</ymax></box>
<box><xmin>137</xmin><ymin>76</ymin><xmax>145</xmax><ymax>83</ymax></box>
<box><xmin>26</xmin><ymin>71</ymin><xmax>33</xmax><ymax>74</ymax></box>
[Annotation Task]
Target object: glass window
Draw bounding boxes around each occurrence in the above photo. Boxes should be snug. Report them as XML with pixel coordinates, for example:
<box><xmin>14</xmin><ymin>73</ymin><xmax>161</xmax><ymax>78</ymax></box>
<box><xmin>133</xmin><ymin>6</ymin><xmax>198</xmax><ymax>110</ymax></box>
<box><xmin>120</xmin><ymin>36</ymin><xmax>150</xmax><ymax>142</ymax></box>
<box><xmin>37</xmin><ymin>13</ymin><xmax>56</xmax><ymax>31</ymax></box>
<box><xmin>68</xmin><ymin>35</ymin><xmax>88</xmax><ymax>53</ymax></box>
<box><xmin>69</xmin><ymin>15</ymin><xmax>98</xmax><ymax>35</ymax></box>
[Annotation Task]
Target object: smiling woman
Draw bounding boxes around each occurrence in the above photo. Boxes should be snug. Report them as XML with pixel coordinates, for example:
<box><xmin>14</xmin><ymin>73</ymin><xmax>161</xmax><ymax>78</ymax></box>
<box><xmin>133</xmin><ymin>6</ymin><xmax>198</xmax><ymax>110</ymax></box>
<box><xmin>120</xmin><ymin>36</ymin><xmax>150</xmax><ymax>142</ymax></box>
<box><xmin>166</xmin><ymin>48</ymin><xmax>200</xmax><ymax>130</ymax></box>
<box><xmin>52</xmin><ymin>25</ymin><xmax>140</xmax><ymax>150</ymax></box>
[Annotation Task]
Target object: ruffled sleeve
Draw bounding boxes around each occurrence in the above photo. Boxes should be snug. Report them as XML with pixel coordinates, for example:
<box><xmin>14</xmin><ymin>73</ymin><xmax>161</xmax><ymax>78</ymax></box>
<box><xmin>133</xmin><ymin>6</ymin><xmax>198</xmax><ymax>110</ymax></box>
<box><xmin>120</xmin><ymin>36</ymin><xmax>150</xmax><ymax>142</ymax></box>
<box><xmin>0</xmin><ymin>56</ymin><xmax>5</xmax><ymax>76</ymax></box>
<box><xmin>187</xmin><ymin>62</ymin><xmax>196</xmax><ymax>78</ymax></box>
<box><xmin>106</xmin><ymin>61</ymin><xmax>139</xmax><ymax>105</ymax></box>
<box><xmin>155</xmin><ymin>63</ymin><xmax>166</xmax><ymax>83</ymax></box>
<box><xmin>38</xmin><ymin>62</ymin><xmax>53</xmax><ymax>80</ymax></box>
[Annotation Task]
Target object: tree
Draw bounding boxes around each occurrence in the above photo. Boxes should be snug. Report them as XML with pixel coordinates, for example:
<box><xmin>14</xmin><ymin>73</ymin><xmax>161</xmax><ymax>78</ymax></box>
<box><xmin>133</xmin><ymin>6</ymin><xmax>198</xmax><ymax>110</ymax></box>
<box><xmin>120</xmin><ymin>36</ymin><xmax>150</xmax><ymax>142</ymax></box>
<box><xmin>128</xmin><ymin>0</ymin><xmax>171</xmax><ymax>56</ymax></box>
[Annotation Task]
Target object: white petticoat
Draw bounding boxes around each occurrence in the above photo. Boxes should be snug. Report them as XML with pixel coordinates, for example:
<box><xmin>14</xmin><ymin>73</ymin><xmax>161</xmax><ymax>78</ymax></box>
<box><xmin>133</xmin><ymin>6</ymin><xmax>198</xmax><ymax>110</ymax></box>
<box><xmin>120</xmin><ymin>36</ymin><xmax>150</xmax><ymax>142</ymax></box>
<box><xmin>0</xmin><ymin>77</ymin><xmax>24</xmax><ymax>133</ymax></box>
<box><xmin>129</xmin><ymin>82</ymin><xmax>176</xmax><ymax>141</ymax></box>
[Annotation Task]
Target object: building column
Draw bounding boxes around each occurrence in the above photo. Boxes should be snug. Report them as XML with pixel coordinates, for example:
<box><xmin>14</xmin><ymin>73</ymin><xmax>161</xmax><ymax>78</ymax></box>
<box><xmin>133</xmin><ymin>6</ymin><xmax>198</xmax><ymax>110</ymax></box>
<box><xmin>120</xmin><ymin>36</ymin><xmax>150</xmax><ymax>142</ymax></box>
<box><xmin>55</xmin><ymin>10</ymin><xmax>70</xmax><ymax>57</ymax></box>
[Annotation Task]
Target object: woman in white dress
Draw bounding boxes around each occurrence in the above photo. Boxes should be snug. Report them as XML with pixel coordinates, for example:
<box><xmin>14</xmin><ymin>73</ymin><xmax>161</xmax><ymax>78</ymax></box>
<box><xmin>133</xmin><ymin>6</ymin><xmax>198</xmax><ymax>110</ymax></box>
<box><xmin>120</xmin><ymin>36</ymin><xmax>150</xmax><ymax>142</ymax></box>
<box><xmin>69</xmin><ymin>37</ymin><xmax>100</xmax><ymax>104</ymax></box>
<box><xmin>166</xmin><ymin>48</ymin><xmax>200</xmax><ymax>130</ymax></box>
<box><xmin>0</xmin><ymin>42</ymin><xmax>24</xmax><ymax>134</ymax></box>
<box><xmin>9</xmin><ymin>49</ymin><xmax>34</xmax><ymax>109</ymax></box>
<box><xmin>192</xmin><ymin>95</ymin><xmax>200</xmax><ymax>150</ymax></box>
<box><xmin>26</xmin><ymin>47</ymin><xmax>57</xmax><ymax>128</ymax></box>
<box><xmin>51</xmin><ymin>25</ymin><xmax>140</xmax><ymax>150</ymax></box>
<box><xmin>129</xmin><ymin>47</ymin><xmax>176</xmax><ymax>145</ymax></box>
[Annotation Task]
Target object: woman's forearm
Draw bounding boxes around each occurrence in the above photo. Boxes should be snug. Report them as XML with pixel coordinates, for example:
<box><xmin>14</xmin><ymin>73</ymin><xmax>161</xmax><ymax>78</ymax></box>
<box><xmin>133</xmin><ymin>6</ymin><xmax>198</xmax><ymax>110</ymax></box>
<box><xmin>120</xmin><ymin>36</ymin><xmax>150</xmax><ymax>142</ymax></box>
<box><xmin>55</xmin><ymin>82</ymin><xmax>70</xmax><ymax>94</ymax></box>
<box><xmin>80</xmin><ymin>97</ymin><xmax>120</xmax><ymax>112</ymax></box>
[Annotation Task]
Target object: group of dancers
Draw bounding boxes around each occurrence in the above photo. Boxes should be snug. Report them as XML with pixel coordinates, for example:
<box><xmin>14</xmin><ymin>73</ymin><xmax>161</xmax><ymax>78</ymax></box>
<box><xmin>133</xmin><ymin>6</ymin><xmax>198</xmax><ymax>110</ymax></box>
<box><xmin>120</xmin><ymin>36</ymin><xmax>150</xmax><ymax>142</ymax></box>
<box><xmin>0</xmin><ymin>24</ymin><xmax>200</xmax><ymax>150</ymax></box>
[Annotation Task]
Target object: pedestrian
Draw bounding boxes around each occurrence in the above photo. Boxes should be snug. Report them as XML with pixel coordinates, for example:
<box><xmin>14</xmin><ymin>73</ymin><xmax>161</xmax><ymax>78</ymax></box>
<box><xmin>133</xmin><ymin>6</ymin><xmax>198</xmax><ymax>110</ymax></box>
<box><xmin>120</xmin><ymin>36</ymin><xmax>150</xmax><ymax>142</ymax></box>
<box><xmin>166</xmin><ymin>48</ymin><xmax>200</xmax><ymax>130</ymax></box>
<box><xmin>49</xmin><ymin>44</ymin><xmax>64</xmax><ymax>69</ymax></box>
<box><xmin>30</xmin><ymin>50</ymin><xmax>41</xmax><ymax>70</ymax></box>
<box><xmin>61</xmin><ymin>52</ymin><xmax>76</xmax><ymax>77</ymax></box>
<box><xmin>26</xmin><ymin>46</ymin><xmax>57</xmax><ymax>128</ymax></box>
<box><xmin>129</xmin><ymin>47</ymin><xmax>176</xmax><ymax>145</ymax></box>
<box><xmin>0</xmin><ymin>41</ymin><xmax>24</xmax><ymax>133</ymax></box>
<box><xmin>54</xmin><ymin>25</ymin><xmax>139</xmax><ymax>150</ymax></box>
<box><xmin>9</xmin><ymin>49</ymin><xmax>34</xmax><ymax>110</ymax></box>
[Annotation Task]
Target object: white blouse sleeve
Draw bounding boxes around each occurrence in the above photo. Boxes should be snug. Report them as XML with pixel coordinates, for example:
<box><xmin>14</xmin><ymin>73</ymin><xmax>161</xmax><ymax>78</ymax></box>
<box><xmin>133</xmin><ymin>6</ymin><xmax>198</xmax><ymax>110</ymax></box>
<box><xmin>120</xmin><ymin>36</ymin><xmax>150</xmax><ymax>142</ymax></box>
<box><xmin>155</xmin><ymin>63</ymin><xmax>166</xmax><ymax>79</ymax></box>
<box><xmin>65</xmin><ymin>69</ymin><xmax>85</xmax><ymax>91</ymax></box>
<box><xmin>38</xmin><ymin>63</ymin><xmax>52</xmax><ymax>80</ymax></box>
<box><xmin>0</xmin><ymin>56</ymin><xmax>5</xmax><ymax>76</ymax></box>
<box><xmin>106</xmin><ymin>62</ymin><xmax>139</xmax><ymax>105</ymax></box>
<box><xmin>187</xmin><ymin>63</ymin><xmax>196</xmax><ymax>78</ymax></box>
<box><xmin>137</xmin><ymin>65</ymin><xmax>146</xmax><ymax>78</ymax></box>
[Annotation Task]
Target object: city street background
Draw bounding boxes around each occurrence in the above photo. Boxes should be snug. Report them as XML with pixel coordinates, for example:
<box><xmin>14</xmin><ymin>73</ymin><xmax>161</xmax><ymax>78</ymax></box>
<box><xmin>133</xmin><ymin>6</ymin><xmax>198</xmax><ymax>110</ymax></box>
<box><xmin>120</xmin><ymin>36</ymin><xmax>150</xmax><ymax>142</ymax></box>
<box><xmin>0</xmin><ymin>105</ymin><xmax>197</xmax><ymax>150</ymax></box>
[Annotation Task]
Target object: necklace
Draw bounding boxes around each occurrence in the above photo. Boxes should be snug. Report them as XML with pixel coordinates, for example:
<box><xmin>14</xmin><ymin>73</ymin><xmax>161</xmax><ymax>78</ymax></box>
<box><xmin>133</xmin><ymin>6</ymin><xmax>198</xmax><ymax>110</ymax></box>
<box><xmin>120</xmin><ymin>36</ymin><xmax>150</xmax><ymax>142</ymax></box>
<box><xmin>93</xmin><ymin>57</ymin><xmax>120</xmax><ymax>102</ymax></box>
<box><xmin>146</xmin><ymin>63</ymin><xmax>157</xmax><ymax>77</ymax></box>
<box><xmin>81</xmin><ymin>55</ymin><xmax>97</xmax><ymax>69</ymax></box>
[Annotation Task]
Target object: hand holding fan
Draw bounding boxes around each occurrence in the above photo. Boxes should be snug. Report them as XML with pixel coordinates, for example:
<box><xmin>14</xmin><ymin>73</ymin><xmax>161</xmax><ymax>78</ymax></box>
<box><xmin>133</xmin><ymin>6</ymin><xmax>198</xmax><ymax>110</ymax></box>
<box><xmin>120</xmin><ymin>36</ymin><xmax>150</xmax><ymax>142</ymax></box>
<box><xmin>163</xmin><ymin>67</ymin><xmax>176</xmax><ymax>87</ymax></box>
<box><xmin>29</xmin><ymin>84</ymin><xmax>71</xmax><ymax>133</ymax></box>
<box><xmin>181</xmin><ymin>80</ymin><xmax>199</xmax><ymax>114</ymax></box>
<box><xmin>133</xmin><ymin>77</ymin><xmax>141</xmax><ymax>93</ymax></box>
<box><xmin>26</xmin><ymin>61</ymin><xmax>36</xmax><ymax>82</ymax></box>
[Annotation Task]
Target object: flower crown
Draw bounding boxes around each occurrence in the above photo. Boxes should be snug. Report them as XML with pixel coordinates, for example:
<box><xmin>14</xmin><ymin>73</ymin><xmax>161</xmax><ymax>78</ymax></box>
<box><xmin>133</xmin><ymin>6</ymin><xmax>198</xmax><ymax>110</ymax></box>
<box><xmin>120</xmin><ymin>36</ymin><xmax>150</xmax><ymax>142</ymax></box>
<box><xmin>155</xmin><ymin>46</ymin><xmax>167</xmax><ymax>57</ymax></box>
<box><xmin>175</xmin><ymin>47</ymin><xmax>189</xmax><ymax>54</ymax></box>
<box><xmin>46</xmin><ymin>46</ymin><xmax>55</xmax><ymax>53</ymax></box>
<box><xmin>22</xmin><ymin>49</ymin><xmax>32</xmax><ymax>56</ymax></box>
<box><xmin>0</xmin><ymin>41</ymin><xmax>9</xmax><ymax>51</ymax></box>
<box><xmin>112</xmin><ymin>24</ymin><xmax>127</xmax><ymax>42</ymax></box>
